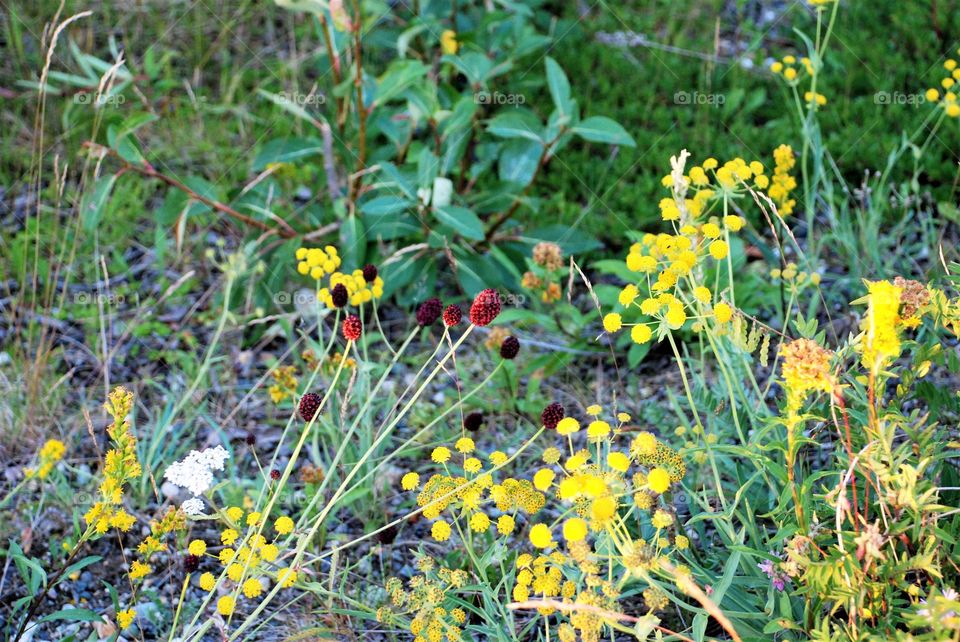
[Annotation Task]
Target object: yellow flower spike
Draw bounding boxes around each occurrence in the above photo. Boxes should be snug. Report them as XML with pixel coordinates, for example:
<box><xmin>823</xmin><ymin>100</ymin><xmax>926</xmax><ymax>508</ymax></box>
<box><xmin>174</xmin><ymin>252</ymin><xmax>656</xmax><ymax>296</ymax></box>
<box><xmin>117</xmin><ymin>609</ymin><xmax>136</xmax><ymax>630</ymax></box>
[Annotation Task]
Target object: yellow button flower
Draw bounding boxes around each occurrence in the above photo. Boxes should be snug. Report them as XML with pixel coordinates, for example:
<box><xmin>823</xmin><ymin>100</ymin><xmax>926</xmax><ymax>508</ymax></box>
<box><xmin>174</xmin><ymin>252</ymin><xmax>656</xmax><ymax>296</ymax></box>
<box><xmin>648</xmin><ymin>467</ymin><xmax>671</xmax><ymax>493</ymax></box>
<box><xmin>562</xmin><ymin>518</ymin><xmax>588</xmax><ymax>542</ymax></box>
<box><xmin>529</xmin><ymin>523</ymin><xmax>554</xmax><ymax>548</ymax></box>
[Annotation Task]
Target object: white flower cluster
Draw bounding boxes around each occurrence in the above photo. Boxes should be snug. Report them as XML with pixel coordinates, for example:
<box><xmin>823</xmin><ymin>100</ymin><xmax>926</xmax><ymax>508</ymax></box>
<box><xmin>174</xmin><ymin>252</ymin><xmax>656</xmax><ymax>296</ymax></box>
<box><xmin>181</xmin><ymin>497</ymin><xmax>206</xmax><ymax>516</ymax></box>
<box><xmin>163</xmin><ymin>445</ymin><xmax>230</xmax><ymax>497</ymax></box>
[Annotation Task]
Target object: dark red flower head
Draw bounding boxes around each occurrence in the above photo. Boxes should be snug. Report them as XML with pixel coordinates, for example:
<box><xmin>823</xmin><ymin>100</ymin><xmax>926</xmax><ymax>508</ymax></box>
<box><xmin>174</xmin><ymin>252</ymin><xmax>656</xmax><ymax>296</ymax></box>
<box><xmin>541</xmin><ymin>402</ymin><xmax>565</xmax><ymax>430</ymax></box>
<box><xmin>343</xmin><ymin>315</ymin><xmax>363</xmax><ymax>341</ymax></box>
<box><xmin>270</xmin><ymin>469</ymin><xmax>281</xmax><ymax>480</ymax></box>
<box><xmin>442</xmin><ymin>304</ymin><xmax>462</xmax><ymax>327</ymax></box>
<box><xmin>184</xmin><ymin>554</ymin><xmax>201</xmax><ymax>573</ymax></box>
<box><xmin>362</xmin><ymin>264</ymin><xmax>378</xmax><ymax>283</ymax></box>
<box><xmin>463</xmin><ymin>411</ymin><xmax>484</xmax><ymax>432</ymax></box>
<box><xmin>331</xmin><ymin>283</ymin><xmax>348</xmax><ymax>308</ymax></box>
<box><xmin>416</xmin><ymin>298</ymin><xmax>443</xmax><ymax>326</ymax></box>
<box><xmin>500</xmin><ymin>336</ymin><xmax>520</xmax><ymax>360</ymax></box>
<box><xmin>299</xmin><ymin>393</ymin><xmax>322</xmax><ymax>422</ymax></box>
<box><xmin>470</xmin><ymin>289</ymin><xmax>501</xmax><ymax>326</ymax></box>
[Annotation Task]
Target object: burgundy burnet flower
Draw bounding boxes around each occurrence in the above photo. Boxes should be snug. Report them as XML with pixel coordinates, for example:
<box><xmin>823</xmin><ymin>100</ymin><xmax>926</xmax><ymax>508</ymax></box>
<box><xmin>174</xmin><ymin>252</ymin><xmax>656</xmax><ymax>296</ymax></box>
<box><xmin>540</xmin><ymin>402</ymin><xmax>565</xmax><ymax>430</ymax></box>
<box><xmin>416</xmin><ymin>298</ymin><xmax>443</xmax><ymax>326</ymax></box>
<box><xmin>469</xmin><ymin>289</ymin><xmax>501</xmax><ymax>326</ymax></box>
<box><xmin>184</xmin><ymin>554</ymin><xmax>201</xmax><ymax>573</ymax></box>
<box><xmin>500</xmin><ymin>336</ymin><xmax>520</xmax><ymax>360</ymax></box>
<box><xmin>442</xmin><ymin>304</ymin><xmax>462</xmax><ymax>327</ymax></box>
<box><xmin>330</xmin><ymin>283</ymin><xmax>349</xmax><ymax>308</ymax></box>
<box><xmin>299</xmin><ymin>393</ymin><xmax>322</xmax><ymax>422</ymax></box>
<box><xmin>362</xmin><ymin>264</ymin><xmax>378</xmax><ymax>283</ymax></box>
<box><xmin>343</xmin><ymin>314</ymin><xmax>363</xmax><ymax>341</ymax></box>
<box><xmin>463</xmin><ymin>411</ymin><xmax>484</xmax><ymax>432</ymax></box>
<box><xmin>270</xmin><ymin>469</ymin><xmax>281</xmax><ymax>481</ymax></box>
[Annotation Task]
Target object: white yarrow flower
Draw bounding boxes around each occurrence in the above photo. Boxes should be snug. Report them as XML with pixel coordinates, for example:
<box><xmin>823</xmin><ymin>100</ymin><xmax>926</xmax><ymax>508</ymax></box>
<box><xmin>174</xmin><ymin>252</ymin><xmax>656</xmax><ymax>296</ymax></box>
<box><xmin>164</xmin><ymin>445</ymin><xmax>231</xmax><ymax>497</ymax></box>
<box><xmin>181</xmin><ymin>497</ymin><xmax>205</xmax><ymax>515</ymax></box>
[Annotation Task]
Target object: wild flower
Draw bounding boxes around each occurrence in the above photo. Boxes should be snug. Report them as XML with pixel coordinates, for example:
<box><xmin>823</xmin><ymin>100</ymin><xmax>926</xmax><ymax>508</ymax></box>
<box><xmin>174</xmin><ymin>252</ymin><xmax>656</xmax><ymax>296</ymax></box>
<box><xmin>23</xmin><ymin>438</ymin><xmax>66</xmax><ymax>480</ymax></box>
<box><xmin>923</xmin><ymin>49</ymin><xmax>960</xmax><ymax>118</ymax></box>
<box><xmin>769</xmin><ymin>144</ymin><xmax>798</xmax><ymax>215</ymax></box>
<box><xmin>295</xmin><ymin>245</ymin><xmax>341</xmax><ymax>280</ymax></box>
<box><xmin>779</xmin><ymin>337</ymin><xmax>835</xmax><ymax>417</ymax></box>
<box><xmin>163</xmin><ymin>445</ymin><xmax>230</xmax><ymax>497</ymax></box>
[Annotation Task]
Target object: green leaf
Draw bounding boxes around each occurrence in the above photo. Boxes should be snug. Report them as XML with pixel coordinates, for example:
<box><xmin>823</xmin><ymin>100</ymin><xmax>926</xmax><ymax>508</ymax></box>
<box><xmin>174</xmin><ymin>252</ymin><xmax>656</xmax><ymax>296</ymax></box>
<box><xmin>544</xmin><ymin>57</ymin><xmax>572</xmax><ymax>117</ymax></box>
<box><xmin>499</xmin><ymin>139</ymin><xmax>542</xmax><ymax>185</ymax></box>
<box><xmin>339</xmin><ymin>214</ymin><xmax>365</xmax><ymax>268</ymax></box>
<box><xmin>417</xmin><ymin>148</ymin><xmax>439</xmax><ymax>190</ymax></box>
<box><xmin>81</xmin><ymin>174</ymin><xmax>119</xmax><ymax>231</ymax></box>
<box><xmin>38</xmin><ymin>607</ymin><xmax>103</xmax><ymax>624</ymax></box>
<box><xmin>374</xmin><ymin>59</ymin><xmax>429</xmax><ymax>106</ymax></box>
<box><xmin>435</xmin><ymin>206</ymin><xmax>484</xmax><ymax>240</ymax></box>
<box><xmin>486</xmin><ymin>110</ymin><xmax>543</xmax><ymax>142</ymax></box>
<box><xmin>572</xmin><ymin>116</ymin><xmax>636</xmax><ymax>147</ymax></box>
<box><xmin>252</xmin><ymin>137</ymin><xmax>324</xmax><ymax>171</ymax></box>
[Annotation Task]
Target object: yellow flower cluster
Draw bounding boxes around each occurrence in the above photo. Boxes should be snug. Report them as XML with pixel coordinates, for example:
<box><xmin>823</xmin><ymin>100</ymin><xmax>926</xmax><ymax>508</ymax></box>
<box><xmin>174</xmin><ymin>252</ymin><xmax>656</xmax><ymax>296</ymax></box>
<box><xmin>770</xmin><ymin>262</ymin><xmax>821</xmax><ymax>286</ymax></box>
<box><xmin>382</xmin><ymin>560</ymin><xmax>468</xmax><ymax>642</ymax></box>
<box><xmin>769</xmin><ymin>144</ymin><xmax>797</xmax><ymax>216</ymax></box>
<box><xmin>84</xmin><ymin>387</ymin><xmax>140</xmax><ymax>537</ymax></box>
<box><xmin>859</xmin><ymin>280</ymin><xmax>904</xmax><ymax>369</ymax></box>
<box><xmin>923</xmin><ymin>53</ymin><xmax>960</xmax><ymax>118</ymax></box>
<box><xmin>318</xmin><ymin>269</ymin><xmax>384</xmax><ymax>308</ymax></box>
<box><xmin>268</xmin><ymin>365</ymin><xmax>297</xmax><ymax>404</ymax></box>
<box><xmin>24</xmin><ymin>438</ymin><xmax>66</xmax><ymax>480</ymax></box>
<box><xmin>412</xmin><ymin>442</ymin><xmax>543</xmax><ymax>542</ymax></box>
<box><xmin>780</xmin><ymin>338</ymin><xmax>835</xmax><ymax>416</ymax></box>
<box><xmin>295</xmin><ymin>246</ymin><xmax>341</xmax><ymax>280</ymax></box>
<box><xmin>191</xmin><ymin>506</ymin><xmax>298</xmax><ymax>615</ymax></box>
<box><xmin>770</xmin><ymin>54</ymin><xmax>815</xmax><ymax>84</ymax></box>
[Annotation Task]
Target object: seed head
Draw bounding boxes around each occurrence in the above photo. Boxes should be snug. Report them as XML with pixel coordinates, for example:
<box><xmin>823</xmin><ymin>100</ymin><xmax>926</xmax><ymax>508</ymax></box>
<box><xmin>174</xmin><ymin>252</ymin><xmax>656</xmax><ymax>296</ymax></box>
<box><xmin>416</xmin><ymin>298</ymin><xmax>443</xmax><ymax>326</ymax></box>
<box><xmin>470</xmin><ymin>289</ymin><xmax>501</xmax><ymax>326</ymax></box>
<box><xmin>299</xmin><ymin>393</ymin><xmax>322</xmax><ymax>422</ymax></box>
<box><xmin>500</xmin><ymin>336</ymin><xmax>520</xmax><ymax>360</ymax></box>
<box><xmin>343</xmin><ymin>315</ymin><xmax>363</xmax><ymax>341</ymax></box>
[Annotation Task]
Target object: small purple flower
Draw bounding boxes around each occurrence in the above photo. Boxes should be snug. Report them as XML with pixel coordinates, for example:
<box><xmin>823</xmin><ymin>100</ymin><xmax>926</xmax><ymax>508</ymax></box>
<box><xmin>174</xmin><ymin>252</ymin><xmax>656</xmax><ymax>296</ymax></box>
<box><xmin>758</xmin><ymin>559</ymin><xmax>789</xmax><ymax>592</ymax></box>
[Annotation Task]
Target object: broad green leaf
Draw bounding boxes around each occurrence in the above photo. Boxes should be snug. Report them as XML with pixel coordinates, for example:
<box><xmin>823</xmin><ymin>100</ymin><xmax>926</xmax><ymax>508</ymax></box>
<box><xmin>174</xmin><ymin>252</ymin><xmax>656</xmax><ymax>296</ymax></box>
<box><xmin>252</xmin><ymin>137</ymin><xmax>324</xmax><ymax>171</ymax></box>
<box><xmin>38</xmin><ymin>607</ymin><xmax>104</xmax><ymax>624</ymax></box>
<box><xmin>486</xmin><ymin>110</ymin><xmax>543</xmax><ymax>142</ymax></box>
<box><xmin>572</xmin><ymin>116</ymin><xmax>636</xmax><ymax>147</ymax></box>
<box><xmin>498</xmin><ymin>139</ymin><xmax>542</xmax><ymax>185</ymax></box>
<box><xmin>544</xmin><ymin>56</ymin><xmax>572</xmax><ymax>117</ymax></box>
<box><xmin>435</xmin><ymin>206</ymin><xmax>484</xmax><ymax>240</ymax></box>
